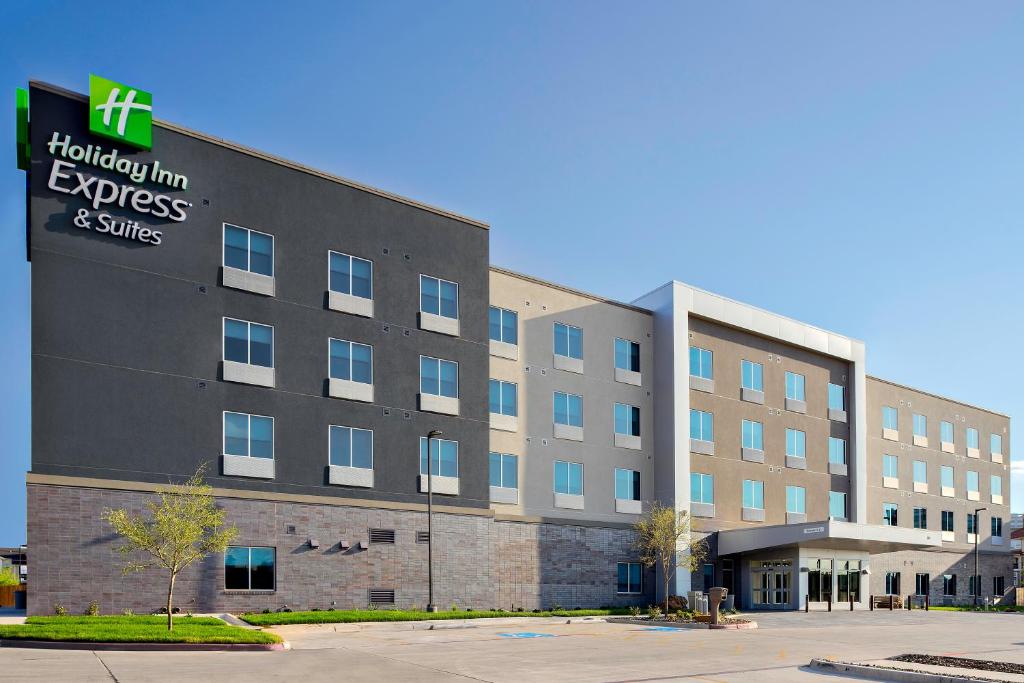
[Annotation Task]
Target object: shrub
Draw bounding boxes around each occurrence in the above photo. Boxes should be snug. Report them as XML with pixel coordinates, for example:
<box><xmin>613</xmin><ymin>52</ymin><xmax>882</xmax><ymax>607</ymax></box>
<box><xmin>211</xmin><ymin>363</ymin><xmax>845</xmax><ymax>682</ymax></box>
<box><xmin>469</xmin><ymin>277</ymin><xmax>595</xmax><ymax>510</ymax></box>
<box><xmin>86</xmin><ymin>601</ymin><xmax>100</xmax><ymax>616</ymax></box>
<box><xmin>122</xmin><ymin>608</ymin><xmax>134</xmax><ymax>617</ymax></box>
<box><xmin>54</xmin><ymin>603</ymin><xmax>67</xmax><ymax>616</ymax></box>
<box><xmin>262</xmin><ymin>608</ymin><xmax>272</xmax><ymax>614</ymax></box>
<box><xmin>647</xmin><ymin>605</ymin><xmax>663</xmax><ymax>620</ymax></box>
<box><xmin>628</xmin><ymin>605</ymin><xmax>642</xmax><ymax>617</ymax></box>
<box><xmin>465</xmin><ymin>607</ymin><xmax>473</xmax><ymax>612</ymax></box>
<box><xmin>450</xmin><ymin>602</ymin><xmax>458</xmax><ymax>612</ymax></box>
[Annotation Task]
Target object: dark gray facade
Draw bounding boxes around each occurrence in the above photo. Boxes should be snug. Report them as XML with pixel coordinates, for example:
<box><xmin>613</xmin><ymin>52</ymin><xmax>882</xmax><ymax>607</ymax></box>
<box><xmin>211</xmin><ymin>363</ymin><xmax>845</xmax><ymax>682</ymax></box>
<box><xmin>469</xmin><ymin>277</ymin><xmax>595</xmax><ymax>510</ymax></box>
<box><xmin>28</xmin><ymin>83</ymin><xmax>490</xmax><ymax>509</ymax></box>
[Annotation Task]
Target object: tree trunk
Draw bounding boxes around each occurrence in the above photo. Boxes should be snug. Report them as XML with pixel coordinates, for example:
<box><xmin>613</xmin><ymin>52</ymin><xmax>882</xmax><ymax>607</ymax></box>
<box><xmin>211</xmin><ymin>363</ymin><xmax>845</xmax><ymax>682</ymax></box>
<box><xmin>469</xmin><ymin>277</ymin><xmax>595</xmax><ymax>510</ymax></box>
<box><xmin>663</xmin><ymin>558</ymin><xmax>670</xmax><ymax>613</ymax></box>
<box><xmin>166</xmin><ymin>573</ymin><xmax>176</xmax><ymax>632</ymax></box>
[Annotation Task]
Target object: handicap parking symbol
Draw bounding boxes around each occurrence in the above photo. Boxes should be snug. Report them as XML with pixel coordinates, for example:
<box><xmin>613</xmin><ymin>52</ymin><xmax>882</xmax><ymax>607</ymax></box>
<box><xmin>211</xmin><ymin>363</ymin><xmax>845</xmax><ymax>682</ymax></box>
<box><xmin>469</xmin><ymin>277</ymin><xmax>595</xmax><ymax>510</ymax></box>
<box><xmin>498</xmin><ymin>632</ymin><xmax>555</xmax><ymax>638</ymax></box>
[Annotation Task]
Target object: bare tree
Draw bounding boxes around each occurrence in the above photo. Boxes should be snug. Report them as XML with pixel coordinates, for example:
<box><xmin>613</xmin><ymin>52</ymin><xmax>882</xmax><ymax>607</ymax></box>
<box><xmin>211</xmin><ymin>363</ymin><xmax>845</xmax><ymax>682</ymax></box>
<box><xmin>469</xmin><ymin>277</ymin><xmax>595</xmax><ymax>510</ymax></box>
<box><xmin>633</xmin><ymin>502</ymin><xmax>708</xmax><ymax>613</ymax></box>
<box><xmin>104</xmin><ymin>465</ymin><xmax>237</xmax><ymax>630</ymax></box>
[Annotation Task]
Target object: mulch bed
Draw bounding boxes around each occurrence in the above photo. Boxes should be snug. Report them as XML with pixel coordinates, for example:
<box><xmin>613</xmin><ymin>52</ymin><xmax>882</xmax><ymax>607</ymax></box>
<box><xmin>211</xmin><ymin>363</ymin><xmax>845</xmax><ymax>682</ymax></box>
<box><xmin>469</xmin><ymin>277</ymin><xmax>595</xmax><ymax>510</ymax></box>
<box><xmin>890</xmin><ymin>654</ymin><xmax>1024</xmax><ymax>675</ymax></box>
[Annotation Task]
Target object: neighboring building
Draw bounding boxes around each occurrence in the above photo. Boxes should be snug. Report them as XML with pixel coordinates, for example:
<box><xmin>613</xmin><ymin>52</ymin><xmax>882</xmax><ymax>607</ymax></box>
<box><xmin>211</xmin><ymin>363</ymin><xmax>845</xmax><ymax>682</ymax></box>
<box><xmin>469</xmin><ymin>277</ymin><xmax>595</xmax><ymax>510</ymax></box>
<box><xmin>0</xmin><ymin>547</ymin><xmax>27</xmax><ymax>584</ymax></box>
<box><xmin>18</xmin><ymin>78</ymin><xmax>1013</xmax><ymax>614</ymax></box>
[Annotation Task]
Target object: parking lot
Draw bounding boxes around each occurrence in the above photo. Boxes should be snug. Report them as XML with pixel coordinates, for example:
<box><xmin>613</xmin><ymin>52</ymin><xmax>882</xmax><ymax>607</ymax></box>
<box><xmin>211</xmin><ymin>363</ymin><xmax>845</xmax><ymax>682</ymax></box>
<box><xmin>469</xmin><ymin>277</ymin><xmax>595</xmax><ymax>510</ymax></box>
<box><xmin>3</xmin><ymin>610</ymin><xmax>1024</xmax><ymax>682</ymax></box>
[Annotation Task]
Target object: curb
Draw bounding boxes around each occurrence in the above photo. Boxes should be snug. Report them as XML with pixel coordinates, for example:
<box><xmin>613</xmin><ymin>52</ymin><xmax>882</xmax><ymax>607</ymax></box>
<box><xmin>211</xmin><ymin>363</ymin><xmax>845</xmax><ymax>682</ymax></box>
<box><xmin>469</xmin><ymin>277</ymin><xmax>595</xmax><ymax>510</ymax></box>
<box><xmin>0</xmin><ymin>639</ymin><xmax>289</xmax><ymax>652</ymax></box>
<box><xmin>808</xmin><ymin>658</ymin><xmax>990</xmax><ymax>683</ymax></box>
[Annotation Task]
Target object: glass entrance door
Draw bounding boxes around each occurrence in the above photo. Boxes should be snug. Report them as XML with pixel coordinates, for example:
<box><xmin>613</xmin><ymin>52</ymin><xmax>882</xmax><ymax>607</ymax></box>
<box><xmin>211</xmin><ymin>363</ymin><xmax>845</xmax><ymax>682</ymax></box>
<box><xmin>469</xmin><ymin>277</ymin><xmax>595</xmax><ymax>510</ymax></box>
<box><xmin>836</xmin><ymin>561</ymin><xmax>861</xmax><ymax>603</ymax></box>
<box><xmin>751</xmin><ymin>560</ymin><xmax>792</xmax><ymax>607</ymax></box>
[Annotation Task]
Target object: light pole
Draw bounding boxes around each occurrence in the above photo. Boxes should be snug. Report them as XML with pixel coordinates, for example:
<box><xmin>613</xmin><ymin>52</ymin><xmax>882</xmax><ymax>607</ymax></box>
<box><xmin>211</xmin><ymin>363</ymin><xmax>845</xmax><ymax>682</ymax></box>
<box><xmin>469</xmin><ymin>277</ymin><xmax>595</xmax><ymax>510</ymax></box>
<box><xmin>973</xmin><ymin>507</ymin><xmax>986</xmax><ymax>607</ymax></box>
<box><xmin>425</xmin><ymin>429</ymin><xmax>443</xmax><ymax>613</ymax></box>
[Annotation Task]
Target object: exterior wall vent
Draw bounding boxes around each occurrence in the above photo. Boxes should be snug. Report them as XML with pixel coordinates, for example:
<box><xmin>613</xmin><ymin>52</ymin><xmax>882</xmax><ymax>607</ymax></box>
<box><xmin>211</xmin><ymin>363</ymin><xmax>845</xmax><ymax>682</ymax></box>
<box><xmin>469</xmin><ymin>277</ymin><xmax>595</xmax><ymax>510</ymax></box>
<box><xmin>369</xmin><ymin>589</ymin><xmax>396</xmax><ymax>604</ymax></box>
<box><xmin>416</xmin><ymin>531</ymin><xmax>430</xmax><ymax>544</ymax></box>
<box><xmin>369</xmin><ymin>529</ymin><xmax>396</xmax><ymax>544</ymax></box>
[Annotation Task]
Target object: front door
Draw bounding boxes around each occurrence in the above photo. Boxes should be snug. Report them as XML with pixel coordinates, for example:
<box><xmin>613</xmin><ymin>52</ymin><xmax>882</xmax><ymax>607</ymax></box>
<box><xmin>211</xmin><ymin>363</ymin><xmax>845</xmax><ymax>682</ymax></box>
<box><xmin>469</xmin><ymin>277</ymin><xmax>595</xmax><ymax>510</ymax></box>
<box><xmin>752</xmin><ymin>564</ymin><xmax>791</xmax><ymax>608</ymax></box>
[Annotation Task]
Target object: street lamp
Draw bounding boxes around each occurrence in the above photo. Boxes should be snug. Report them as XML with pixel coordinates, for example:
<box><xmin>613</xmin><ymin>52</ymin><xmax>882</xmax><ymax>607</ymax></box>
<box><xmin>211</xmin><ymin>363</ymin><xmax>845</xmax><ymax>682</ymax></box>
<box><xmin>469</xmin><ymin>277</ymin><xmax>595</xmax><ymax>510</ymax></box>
<box><xmin>425</xmin><ymin>429</ymin><xmax>443</xmax><ymax>613</ymax></box>
<box><xmin>973</xmin><ymin>507</ymin><xmax>987</xmax><ymax>607</ymax></box>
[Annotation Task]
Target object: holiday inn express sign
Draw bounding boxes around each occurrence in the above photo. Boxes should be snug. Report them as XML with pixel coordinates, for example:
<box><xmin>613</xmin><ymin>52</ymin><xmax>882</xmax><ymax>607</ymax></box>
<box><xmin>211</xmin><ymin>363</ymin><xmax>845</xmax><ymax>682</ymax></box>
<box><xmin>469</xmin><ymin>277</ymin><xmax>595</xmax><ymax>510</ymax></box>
<box><xmin>20</xmin><ymin>74</ymin><xmax>193</xmax><ymax>246</ymax></box>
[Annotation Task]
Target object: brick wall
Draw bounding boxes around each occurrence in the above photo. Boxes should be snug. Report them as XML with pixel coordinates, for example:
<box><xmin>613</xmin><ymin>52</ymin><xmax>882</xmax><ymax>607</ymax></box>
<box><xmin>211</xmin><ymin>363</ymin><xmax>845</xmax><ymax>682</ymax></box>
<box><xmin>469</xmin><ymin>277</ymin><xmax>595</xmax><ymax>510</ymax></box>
<box><xmin>27</xmin><ymin>485</ymin><xmax>651</xmax><ymax>615</ymax></box>
<box><xmin>868</xmin><ymin>549</ymin><xmax>1014</xmax><ymax>605</ymax></box>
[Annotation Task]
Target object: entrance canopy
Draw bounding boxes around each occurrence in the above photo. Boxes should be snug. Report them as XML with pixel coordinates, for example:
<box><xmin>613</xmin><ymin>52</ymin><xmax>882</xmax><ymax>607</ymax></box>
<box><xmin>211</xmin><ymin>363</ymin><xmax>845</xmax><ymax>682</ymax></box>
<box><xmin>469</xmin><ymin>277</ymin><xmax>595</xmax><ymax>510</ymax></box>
<box><xmin>717</xmin><ymin>519</ymin><xmax>942</xmax><ymax>556</ymax></box>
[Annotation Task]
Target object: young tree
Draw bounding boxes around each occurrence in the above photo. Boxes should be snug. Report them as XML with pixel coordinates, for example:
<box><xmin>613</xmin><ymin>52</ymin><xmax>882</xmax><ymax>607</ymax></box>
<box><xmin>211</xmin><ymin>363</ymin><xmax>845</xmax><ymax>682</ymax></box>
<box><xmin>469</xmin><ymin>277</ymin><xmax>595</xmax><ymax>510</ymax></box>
<box><xmin>104</xmin><ymin>465</ymin><xmax>237</xmax><ymax>630</ymax></box>
<box><xmin>633</xmin><ymin>502</ymin><xmax>708</xmax><ymax>613</ymax></box>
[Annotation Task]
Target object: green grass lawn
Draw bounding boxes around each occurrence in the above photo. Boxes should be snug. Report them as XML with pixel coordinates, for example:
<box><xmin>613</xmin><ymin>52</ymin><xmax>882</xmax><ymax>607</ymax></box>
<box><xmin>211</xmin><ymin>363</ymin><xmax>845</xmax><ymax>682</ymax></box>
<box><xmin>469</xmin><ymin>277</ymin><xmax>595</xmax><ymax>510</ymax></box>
<box><xmin>928</xmin><ymin>605</ymin><xmax>1024</xmax><ymax>613</ymax></box>
<box><xmin>243</xmin><ymin>607</ymin><xmax>631</xmax><ymax>626</ymax></box>
<box><xmin>0</xmin><ymin>616</ymin><xmax>281</xmax><ymax>644</ymax></box>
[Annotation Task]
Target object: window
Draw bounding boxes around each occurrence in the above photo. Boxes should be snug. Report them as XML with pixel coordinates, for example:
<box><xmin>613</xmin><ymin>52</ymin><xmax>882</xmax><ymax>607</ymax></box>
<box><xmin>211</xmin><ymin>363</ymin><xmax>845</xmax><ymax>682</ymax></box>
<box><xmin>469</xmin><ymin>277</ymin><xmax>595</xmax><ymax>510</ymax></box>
<box><xmin>743</xmin><ymin>480</ymin><xmax>764</xmax><ymax>510</ymax></box>
<box><xmin>489</xmin><ymin>380</ymin><xmax>517</xmax><ymax>416</ymax></box>
<box><xmin>992</xmin><ymin>475</ymin><xmax>1003</xmax><ymax>498</ymax></box>
<box><xmin>690</xmin><ymin>409</ymin><xmax>713</xmax><ymax>441</ymax></box>
<box><xmin>785</xmin><ymin>429</ymin><xmax>806</xmax><ymax>458</ymax></box>
<box><xmin>489</xmin><ymin>452</ymin><xmax>518</xmax><ymax>489</ymax></box>
<box><xmin>224</xmin><ymin>546</ymin><xmax>275</xmax><ymax>591</ymax></box>
<box><xmin>883</xmin><ymin>454</ymin><xmax>898</xmax><ymax>479</ymax></box>
<box><xmin>913</xmin><ymin>413</ymin><xmax>927</xmax><ymax>438</ymax></box>
<box><xmin>967</xmin><ymin>512</ymin><xmax>978</xmax><ymax>535</ymax></box>
<box><xmin>223</xmin><ymin>412</ymin><xmax>273</xmax><ymax>459</ymax></box>
<box><xmin>615</xmin><ymin>338</ymin><xmax>640</xmax><ymax>372</ymax></box>
<box><xmin>329</xmin><ymin>251</ymin><xmax>372</xmax><ymax>299</ymax></box>
<box><xmin>329</xmin><ymin>425</ymin><xmax>373</xmax><ymax>469</ymax></box>
<box><xmin>615</xmin><ymin>469</ymin><xmax>641</xmax><ymax>501</ymax></box>
<box><xmin>224</xmin><ymin>224</ymin><xmax>273</xmax><ymax>276</ymax></box>
<box><xmin>689</xmin><ymin>346</ymin><xmax>712</xmax><ymax>380</ymax></box>
<box><xmin>941</xmin><ymin>510</ymin><xmax>954</xmax><ymax>532</ymax></box>
<box><xmin>967</xmin><ymin>428</ymin><xmax>979</xmax><ymax>449</ymax></box>
<box><xmin>786</xmin><ymin>486</ymin><xmax>806</xmax><ymax>514</ymax></box>
<box><xmin>884</xmin><ymin>572</ymin><xmax>901</xmax><ymax>596</ymax></box>
<box><xmin>691</xmin><ymin>473</ymin><xmax>714</xmax><ymax>504</ymax></box>
<box><xmin>994</xmin><ymin>576</ymin><xmax>1006</xmax><ymax>596</ymax></box>
<box><xmin>554</xmin><ymin>461</ymin><xmax>583</xmax><ymax>495</ymax></box>
<box><xmin>420</xmin><ymin>436</ymin><xmax>459</xmax><ymax>478</ymax></box>
<box><xmin>829</xmin><ymin>437</ymin><xmax>847</xmax><ymax>465</ymax></box>
<box><xmin>828</xmin><ymin>383</ymin><xmax>845</xmax><ymax>411</ymax></box>
<box><xmin>969</xmin><ymin>574</ymin><xmax>981</xmax><ymax>597</ymax></box>
<box><xmin>829</xmin><ymin>491</ymin><xmax>847</xmax><ymax>519</ymax></box>
<box><xmin>991</xmin><ymin>433</ymin><xmax>1003</xmax><ymax>456</ymax></box>
<box><xmin>883</xmin><ymin>406</ymin><xmax>898</xmax><ymax>430</ymax></box>
<box><xmin>741</xmin><ymin>360</ymin><xmax>763</xmax><ymax>391</ymax></box>
<box><xmin>913</xmin><ymin>460</ymin><xmax>927</xmax><ymax>485</ymax></box>
<box><xmin>553</xmin><ymin>322</ymin><xmax>583</xmax><ymax>359</ymax></box>
<box><xmin>915</xmin><ymin>573</ymin><xmax>930</xmax><ymax>597</ymax></box>
<box><xmin>553</xmin><ymin>392</ymin><xmax>583</xmax><ymax>427</ymax></box>
<box><xmin>941</xmin><ymin>420</ymin><xmax>954</xmax><ymax>444</ymax></box>
<box><xmin>942</xmin><ymin>574</ymin><xmax>956</xmax><ymax>596</ymax></box>
<box><xmin>614</xmin><ymin>403</ymin><xmax>640</xmax><ymax>437</ymax></box>
<box><xmin>785</xmin><ymin>372</ymin><xmax>805</xmax><ymax>401</ymax></box>
<box><xmin>967</xmin><ymin>470</ymin><xmax>979</xmax><ymax>495</ymax></box>
<box><xmin>224</xmin><ymin>318</ymin><xmax>273</xmax><ymax>367</ymax></box>
<box><xmin>488</xmin><ymin>306</ymin><xmax>517</xmax><ymax>345</ymax></box>
<box><xmin>883</xmin><ymin>503</ymin><xmax>898</xmax><ymax>526</ymax></box>
<box><xmin>742</xmin><ymin>420</ymin><xmax>763</xmax><ymax>450</ymax></box>
<box><xmin>420</xmin><ymin>356</ymin><xmax>458</xmax><ymax>398</ymax></box>
<box><xmin>329</xmin><ymin>338</ymin><xmax>372</xmax><ymax>384</ymax></box>
<box><xmin>941</xmin><ymin>465</ymin><xmax>954</xmax><ymax>489</ymax></box>
<box><xmin>913</xmin><ymin>507</ymin><xmax>927</xmax><ymax>529</ymax></box>
<box><xmin>420</xmin><ymin>274</ymin><xmax>458</xmax><ymax>319</ymax></box>
<box><xmin>992</xmin><ymin>516</ymin><xmax>1003</xmax><ymax>538</ymax></box>
<box><xmin>617</xmin><ymin>562</ymin><xmax>642</xmax><ymax>594</ymax></box>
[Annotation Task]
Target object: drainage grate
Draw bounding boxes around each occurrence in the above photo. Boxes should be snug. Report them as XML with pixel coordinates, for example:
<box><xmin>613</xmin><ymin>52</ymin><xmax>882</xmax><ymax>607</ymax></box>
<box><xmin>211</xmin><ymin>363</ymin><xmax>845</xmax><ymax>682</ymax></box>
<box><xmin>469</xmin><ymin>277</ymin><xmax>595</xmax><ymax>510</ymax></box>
<box><xmin>369</xmin><ymin>589</ymin><xmax>395</xmax><ymax>604</ymax></box>
<box><xmin>369</xmin><ymin>528</ymin><xmax>395</xmax><ymax>544</ymax></box>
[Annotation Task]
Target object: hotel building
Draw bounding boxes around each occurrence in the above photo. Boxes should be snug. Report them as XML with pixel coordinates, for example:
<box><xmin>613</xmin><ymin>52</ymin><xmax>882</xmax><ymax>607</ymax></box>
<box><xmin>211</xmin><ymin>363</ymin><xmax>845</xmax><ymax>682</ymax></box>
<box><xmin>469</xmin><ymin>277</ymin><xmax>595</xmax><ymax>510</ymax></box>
<box><xmin>20</xmin><ymin>79</ymin><xmax>1012</xmax><ymax>614</ymax></box>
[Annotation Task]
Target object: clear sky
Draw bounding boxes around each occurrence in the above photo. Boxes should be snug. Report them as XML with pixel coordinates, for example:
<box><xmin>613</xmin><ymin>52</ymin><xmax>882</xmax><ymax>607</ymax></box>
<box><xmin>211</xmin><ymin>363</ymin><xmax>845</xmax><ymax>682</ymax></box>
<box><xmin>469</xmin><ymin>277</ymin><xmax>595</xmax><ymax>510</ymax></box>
<box><xmin>1</xmin><ymin>2</ymin><xmax>1021</xmax><ymax>545</ymax></box>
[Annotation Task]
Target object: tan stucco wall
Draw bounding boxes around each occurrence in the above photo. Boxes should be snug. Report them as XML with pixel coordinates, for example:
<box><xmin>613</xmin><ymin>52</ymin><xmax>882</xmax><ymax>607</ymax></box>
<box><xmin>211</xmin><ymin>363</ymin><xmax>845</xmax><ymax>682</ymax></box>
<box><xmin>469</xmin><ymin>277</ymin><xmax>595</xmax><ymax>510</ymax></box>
<box><xmin>488</xmin><ymin>269</ymin><xmax>654</xmax><ymax>523</ymax></box>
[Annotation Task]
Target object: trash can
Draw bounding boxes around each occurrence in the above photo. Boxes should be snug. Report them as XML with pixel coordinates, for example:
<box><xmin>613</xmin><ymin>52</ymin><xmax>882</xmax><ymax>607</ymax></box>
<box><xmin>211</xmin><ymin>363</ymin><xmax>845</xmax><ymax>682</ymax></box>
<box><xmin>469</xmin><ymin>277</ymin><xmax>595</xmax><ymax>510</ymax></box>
<box><xmin>708</xmin><ymin>587</ymin><xmax>729</xmax><ymax>625</ymax></box>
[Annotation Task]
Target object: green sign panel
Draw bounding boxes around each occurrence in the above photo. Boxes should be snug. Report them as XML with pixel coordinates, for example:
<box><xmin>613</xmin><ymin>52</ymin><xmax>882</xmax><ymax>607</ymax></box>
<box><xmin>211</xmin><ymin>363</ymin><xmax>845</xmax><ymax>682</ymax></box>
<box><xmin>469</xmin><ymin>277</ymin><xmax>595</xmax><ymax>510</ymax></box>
<box><xmin>88</xmin><ymin>74</ymin><xmax>152</xmax><ymax>150</ymax></box>
<box><xmin>15</xmin><ymin>87</ymin><xmax>29</xmax><ymax>171</ymax></box>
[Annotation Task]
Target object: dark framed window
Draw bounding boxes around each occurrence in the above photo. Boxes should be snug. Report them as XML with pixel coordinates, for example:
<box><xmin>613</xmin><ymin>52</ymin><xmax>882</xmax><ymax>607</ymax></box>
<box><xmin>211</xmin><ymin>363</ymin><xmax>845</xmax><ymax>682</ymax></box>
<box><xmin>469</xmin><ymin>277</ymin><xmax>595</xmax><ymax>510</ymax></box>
<box><xmin>224</xmin><ymin>546</ymin><xmax>275</xmax><ymax>591</ymax></box>
<box><xmin>617</xmin><ymin>562</ymin><xmax>642</xmax><ymax>594</ymax></box>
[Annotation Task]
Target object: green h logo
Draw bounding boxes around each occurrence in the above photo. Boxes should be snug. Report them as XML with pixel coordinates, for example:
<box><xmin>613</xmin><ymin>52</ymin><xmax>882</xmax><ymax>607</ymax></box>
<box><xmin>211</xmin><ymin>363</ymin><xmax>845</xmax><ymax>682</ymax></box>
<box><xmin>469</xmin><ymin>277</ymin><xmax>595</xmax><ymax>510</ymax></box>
<box><xmin>89</xmin><ymin>74</ymin><xmax>153</xmax><ymax>150</ymax></box>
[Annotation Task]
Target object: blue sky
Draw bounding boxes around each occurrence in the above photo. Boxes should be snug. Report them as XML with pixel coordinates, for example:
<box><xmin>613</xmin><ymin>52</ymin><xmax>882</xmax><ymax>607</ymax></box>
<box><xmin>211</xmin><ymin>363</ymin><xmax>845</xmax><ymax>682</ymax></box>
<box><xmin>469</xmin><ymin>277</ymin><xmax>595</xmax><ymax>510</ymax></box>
<box><xmin>1</xmin><ymin>2</ymin><xmax>1022</xmax><ymax>545</ymax></box>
